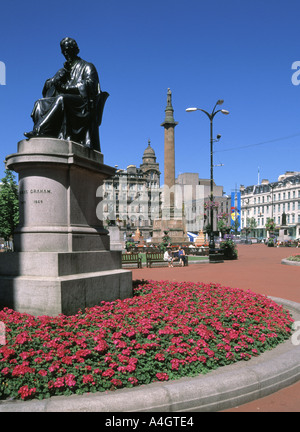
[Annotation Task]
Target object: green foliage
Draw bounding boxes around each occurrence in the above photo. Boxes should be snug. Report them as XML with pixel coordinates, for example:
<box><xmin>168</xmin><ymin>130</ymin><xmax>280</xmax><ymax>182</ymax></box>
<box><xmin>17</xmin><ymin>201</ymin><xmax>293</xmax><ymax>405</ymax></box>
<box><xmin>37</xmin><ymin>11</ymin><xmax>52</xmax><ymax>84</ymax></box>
<box><xmin>0</xmin><ymin>280</ymin><xmax>293</xmax><ymax>401</ymax></box>
<box><xmin>286</xmin><ymin>255</ymin><xmax>300</xmax><ymax>262</ymax></box>
<box><xmin>159</xmin><ymin>230</ymin><xmax>171</xmax><ymax>252</ymax></box>
<box><xmin>265</xmin><ymin>218</ymin><xmax>276</xmax><ymax>232</ymax></box>
<box><xmin>0</xmin><ymin>169</ymin><xmax>19</xmax><ymax>241</ymax></box>
<box><xmin>204</xmin><ymin>223</ymin><xmax>211</xmax><ymax>235</ymax></box>
<box><xmin>246</xmin><ymin>217</ymin><xmax>257</xmax><ymax>237</ymax></box>
<box><xmin>125</xmin><ymin>234</ymin><xmax>135</xmax><ymax>251</ymax></box>
<box><xmin>219</xmin><ymin>238</ymin><xmax>238</xmax><ymax>260</ymax></box>
<box><xmin>217</xmin><ymin>213</ymin><xmax>230</xmax><ymax>237</ymax></box>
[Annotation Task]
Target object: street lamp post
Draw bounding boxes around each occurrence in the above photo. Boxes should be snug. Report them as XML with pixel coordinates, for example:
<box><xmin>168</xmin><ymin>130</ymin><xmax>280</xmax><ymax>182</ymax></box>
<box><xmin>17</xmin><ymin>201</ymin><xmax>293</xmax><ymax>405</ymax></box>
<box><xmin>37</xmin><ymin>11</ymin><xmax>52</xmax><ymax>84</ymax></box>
<box><xmin>186</xmin><ymin>100</ymin><xmax>229</xmax><ymax>259</ymax></box>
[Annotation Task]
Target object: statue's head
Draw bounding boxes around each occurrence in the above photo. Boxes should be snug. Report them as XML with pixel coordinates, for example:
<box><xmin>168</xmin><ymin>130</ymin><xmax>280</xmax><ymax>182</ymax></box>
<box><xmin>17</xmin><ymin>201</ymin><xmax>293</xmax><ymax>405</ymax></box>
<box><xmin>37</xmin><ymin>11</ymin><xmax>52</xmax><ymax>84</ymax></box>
<box><xmin>60</xmin><ymin>37</ymin><xmax>80</xmax><ymax>61</ymax></box>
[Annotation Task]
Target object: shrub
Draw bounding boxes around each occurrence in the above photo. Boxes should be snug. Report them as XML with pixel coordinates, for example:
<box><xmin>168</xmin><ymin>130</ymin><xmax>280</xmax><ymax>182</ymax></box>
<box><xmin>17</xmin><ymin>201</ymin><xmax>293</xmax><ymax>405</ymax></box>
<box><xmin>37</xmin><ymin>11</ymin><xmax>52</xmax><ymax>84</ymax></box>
<box><xmin>219</xmin><ymin>239</ymin><xmax>238</xmax><ymax>259</ymax></box>
<box><xmin>286</xmin><ymin>255</ymin><xmax>300</xmax><ymax>262</ymax></box>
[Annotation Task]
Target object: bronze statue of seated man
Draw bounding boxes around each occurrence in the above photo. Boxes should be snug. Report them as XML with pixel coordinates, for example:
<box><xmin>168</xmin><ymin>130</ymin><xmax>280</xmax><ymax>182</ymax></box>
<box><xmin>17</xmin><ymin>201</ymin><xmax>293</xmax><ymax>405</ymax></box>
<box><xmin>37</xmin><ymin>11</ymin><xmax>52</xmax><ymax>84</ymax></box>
<box><xmin>24</xmin><ymin>37</ymin><xmax>108</xmax><ymax>152</ymax></box>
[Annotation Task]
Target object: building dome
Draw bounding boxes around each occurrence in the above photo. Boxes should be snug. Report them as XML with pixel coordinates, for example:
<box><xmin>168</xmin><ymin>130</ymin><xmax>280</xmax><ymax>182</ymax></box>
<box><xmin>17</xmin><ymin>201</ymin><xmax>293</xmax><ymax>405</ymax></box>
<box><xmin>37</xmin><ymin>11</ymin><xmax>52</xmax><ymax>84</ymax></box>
<box><xmin>143</xmin><ymin>140</ymin><xmax>156</xmax><ymax>159</ymax></box>
<box><xmin>140</xmin><ymin>140</ymin><xmax>160</xmax><ymax>179</ymax></box>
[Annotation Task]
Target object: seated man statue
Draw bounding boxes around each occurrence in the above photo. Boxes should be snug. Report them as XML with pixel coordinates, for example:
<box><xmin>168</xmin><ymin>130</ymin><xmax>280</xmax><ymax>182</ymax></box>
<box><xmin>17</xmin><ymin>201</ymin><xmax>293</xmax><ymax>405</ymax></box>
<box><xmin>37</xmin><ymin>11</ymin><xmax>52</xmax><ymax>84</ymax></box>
<box><xmin>24</xmin><ymin>37</ymin><xmax>108</xmax><ymax>152</ymax></box>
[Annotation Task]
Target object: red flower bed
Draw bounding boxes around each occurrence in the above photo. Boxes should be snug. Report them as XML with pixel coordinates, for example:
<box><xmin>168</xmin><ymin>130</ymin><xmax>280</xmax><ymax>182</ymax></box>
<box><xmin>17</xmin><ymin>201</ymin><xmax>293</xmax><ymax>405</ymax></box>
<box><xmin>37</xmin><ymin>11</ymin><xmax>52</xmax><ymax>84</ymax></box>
<box><xmin>0</xmin><ymin>280</ymin><xmax>293</xmax><ymax>401</ymax></box>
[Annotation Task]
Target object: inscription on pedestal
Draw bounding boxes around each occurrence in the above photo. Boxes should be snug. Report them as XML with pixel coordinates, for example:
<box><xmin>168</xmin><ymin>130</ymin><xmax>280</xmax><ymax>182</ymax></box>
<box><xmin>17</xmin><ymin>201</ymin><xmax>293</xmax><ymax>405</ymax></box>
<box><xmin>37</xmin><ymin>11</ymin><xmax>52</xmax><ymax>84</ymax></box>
<box><xmin>20</xmin><ymin>189</ymin><xmax>52</xmax><ymax>195</ymax></box>
<box><xmin>19</xmin><ymin>189</ymin><xmax>52</xmax><ymax>206</ymax></box>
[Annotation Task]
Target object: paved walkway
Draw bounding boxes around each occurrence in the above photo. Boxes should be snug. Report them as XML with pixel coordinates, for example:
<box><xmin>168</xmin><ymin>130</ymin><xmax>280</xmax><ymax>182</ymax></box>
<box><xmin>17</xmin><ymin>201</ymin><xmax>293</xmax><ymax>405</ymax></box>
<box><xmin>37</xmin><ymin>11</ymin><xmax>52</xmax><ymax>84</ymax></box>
<box><xmin>132</xmin><ymin>244</ymin><xmax>300</xmax><ymax>412</ymax></box>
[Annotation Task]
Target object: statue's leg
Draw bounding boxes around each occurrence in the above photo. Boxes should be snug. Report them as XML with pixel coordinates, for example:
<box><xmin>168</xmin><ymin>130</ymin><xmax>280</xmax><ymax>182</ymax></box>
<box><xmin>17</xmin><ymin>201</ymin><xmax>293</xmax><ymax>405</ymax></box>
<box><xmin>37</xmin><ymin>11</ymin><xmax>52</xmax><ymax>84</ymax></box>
<box><xmin>63</xmin><ymin>95</ymin><xmax>89</xmax><ymax>145</ymax></box>
<box><xmin>25</xmin><ymin>96</ymin><xmax>65</xmax><ymax>139</ymax></box>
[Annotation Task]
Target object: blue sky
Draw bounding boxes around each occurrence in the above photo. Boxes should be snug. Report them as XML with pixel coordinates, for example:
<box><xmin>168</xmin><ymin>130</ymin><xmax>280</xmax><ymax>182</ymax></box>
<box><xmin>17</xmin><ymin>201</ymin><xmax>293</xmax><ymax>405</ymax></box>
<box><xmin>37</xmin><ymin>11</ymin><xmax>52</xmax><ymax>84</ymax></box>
<box><xmin>0</xmin><ymin>0</ymin><xmax>300</xmax><ymax>195</ymax></box>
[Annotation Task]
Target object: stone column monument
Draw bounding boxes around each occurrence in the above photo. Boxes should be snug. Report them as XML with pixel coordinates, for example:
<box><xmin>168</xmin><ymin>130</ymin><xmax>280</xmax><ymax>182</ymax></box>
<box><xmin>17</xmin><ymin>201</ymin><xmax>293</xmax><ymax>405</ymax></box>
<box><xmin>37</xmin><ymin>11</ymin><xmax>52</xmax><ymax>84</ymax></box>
<box><xmin>152</xmin><ymin>89</ymin><xmax>187</xmax><ymax>245</ymax></box>
<box><xmin>0</xmin><ymin>38</ymin><xmax>132</xmax><ymax>316</ymax></box>
<box><xmin>162</xmin><ymin>88</ymin><xmax>178</xmax><ymax>210</ymax></box>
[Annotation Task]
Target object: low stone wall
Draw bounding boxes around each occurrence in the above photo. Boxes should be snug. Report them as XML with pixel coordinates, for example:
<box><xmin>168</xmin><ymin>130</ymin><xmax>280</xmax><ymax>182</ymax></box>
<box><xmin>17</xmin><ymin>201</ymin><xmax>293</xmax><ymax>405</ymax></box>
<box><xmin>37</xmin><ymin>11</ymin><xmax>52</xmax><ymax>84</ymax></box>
<box><xmin>281</xmin><ymin>258</ymin><xmax>300</xmax><ymax>266</ymax></box>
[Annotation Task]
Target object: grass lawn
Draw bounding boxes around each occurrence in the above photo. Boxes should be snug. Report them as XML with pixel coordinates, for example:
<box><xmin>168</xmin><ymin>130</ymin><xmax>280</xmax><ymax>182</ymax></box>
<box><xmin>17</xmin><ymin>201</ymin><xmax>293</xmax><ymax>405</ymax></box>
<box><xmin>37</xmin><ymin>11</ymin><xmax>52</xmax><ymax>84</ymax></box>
<box><xmin>137</xmin><ymin>253</ymin><xmax>207</xmax><ymax>264</ymax></box>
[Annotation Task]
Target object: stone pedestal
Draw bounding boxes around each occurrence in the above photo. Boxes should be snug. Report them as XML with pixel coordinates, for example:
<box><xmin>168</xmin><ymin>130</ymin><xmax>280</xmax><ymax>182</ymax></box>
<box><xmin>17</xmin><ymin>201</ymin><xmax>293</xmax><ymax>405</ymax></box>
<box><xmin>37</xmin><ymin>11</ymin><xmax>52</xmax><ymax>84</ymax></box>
<box><xmin>108</xmin><ymin>226</ymin><xmax>123</xmax><ymax>251</ymax></box>
<box><xmin>278</xmin><ymin>226</ymin><xmax>291</xmax><ymax>242</ymax></box>
<box><xmin>0</xmin><ymin>138</ymin><xmax>132</xmax><ymax>316</ymax></box>
<box><xmin>152</xmin><ymin>207</ymin><xmax>188</xmax><ymax>245</ymax></box>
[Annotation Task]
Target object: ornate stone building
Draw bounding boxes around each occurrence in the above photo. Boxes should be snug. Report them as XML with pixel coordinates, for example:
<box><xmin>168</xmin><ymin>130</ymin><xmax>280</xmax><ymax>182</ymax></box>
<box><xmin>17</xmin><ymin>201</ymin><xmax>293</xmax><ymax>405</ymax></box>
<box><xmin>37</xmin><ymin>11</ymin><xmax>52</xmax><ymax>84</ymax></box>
<box><xmin>101</xmin><ymin>140</ymin><xmax>161</xmax><ymax>240</ymax></box>
<box><xmin>240</xmin><ymin>171</ymin><xmax>300</xmax><ymax>239</ymax></box>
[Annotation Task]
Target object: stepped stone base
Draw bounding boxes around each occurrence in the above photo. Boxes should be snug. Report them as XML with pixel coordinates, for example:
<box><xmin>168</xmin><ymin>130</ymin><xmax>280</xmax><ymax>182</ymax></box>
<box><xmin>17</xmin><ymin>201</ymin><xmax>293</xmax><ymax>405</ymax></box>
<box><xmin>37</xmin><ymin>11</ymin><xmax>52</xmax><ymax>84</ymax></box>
<box><xmin>152</xmin><ymin>208</ymin><xmax>188</xmax><ymax>245</ymax></box>
<box><xmin>0</xmin><ymin>251</ymin><xmax>132</xmax><ymax>316</ymax></box>
<box><xmin>0</xmin><ymin>138</ymin><xmax>132</xmax><ymax>316</ymax></box>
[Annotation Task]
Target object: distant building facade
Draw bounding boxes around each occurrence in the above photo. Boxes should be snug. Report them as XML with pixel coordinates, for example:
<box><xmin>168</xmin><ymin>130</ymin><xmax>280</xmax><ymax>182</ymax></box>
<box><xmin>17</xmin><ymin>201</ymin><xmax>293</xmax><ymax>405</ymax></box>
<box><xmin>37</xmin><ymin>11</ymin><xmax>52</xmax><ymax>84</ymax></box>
<box><xmin>101</xmin><ymin>140</ymin><xmax>161</xmax><ymax>239</ymax></box>
<box><xmin>240</xmin><ymin>171</ymin><xmax>300</xmax><ymax>239</ymax></box>
<box><xmin>101</xmin><ymin>160</ymin><xmax>232</xmax><ymax>241</ymax></box>
<box><xmin>175</xmin><ymin>172</ymin><xmax>231</xmax><ymax>233</ymax></box>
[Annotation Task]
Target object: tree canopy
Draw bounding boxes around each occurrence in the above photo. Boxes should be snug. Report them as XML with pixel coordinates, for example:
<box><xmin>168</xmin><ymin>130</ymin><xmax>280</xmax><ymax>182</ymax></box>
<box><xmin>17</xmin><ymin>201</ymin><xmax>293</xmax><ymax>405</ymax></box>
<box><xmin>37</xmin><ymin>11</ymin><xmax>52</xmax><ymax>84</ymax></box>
<box><xmin>0</xmin><ymin>169</ymin><xmax>19</xmax><ymax>241</ymax></box>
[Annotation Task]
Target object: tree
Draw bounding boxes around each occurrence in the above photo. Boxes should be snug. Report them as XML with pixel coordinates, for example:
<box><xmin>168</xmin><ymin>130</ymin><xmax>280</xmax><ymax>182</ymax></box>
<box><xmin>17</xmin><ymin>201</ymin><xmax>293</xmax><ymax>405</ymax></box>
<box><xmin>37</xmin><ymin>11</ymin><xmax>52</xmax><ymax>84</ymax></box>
<box><xmin>159</xmin><ymin>230</ymin><xmax>171</xmax><ymax>252</ymax></box>
<box><xmin>0</xmin><ymin>169</ymin><xmax>19</xmax><ymax>244</ymax></box>
<box><xmin>265</xmin><ymin>217</ymin><xmax>276</xmax><ymax>233</ymax></box>
<box><xmin>217</xmin><ymin>212</ymin><xmax>230</xmax><ymax>238</ymax></box>
<box><xmin>247</xmin><ymin>217</ymin><xmax>257</xmax><ymax>237</ymax></box>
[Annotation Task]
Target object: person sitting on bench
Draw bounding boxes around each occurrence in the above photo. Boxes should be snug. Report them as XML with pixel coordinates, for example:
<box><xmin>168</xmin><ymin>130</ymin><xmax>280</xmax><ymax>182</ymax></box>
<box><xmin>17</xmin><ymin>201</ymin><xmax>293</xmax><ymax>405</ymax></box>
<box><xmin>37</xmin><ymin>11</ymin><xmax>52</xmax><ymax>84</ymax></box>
<box><xmin>176</xmin><ymin>246</ymin><xmax>186</xmax><ymax>266</ymax></box>
<box><xmin>164</xmin><ymin>249</ymin><xmax>174</xmax><ymax>267</ymax></box>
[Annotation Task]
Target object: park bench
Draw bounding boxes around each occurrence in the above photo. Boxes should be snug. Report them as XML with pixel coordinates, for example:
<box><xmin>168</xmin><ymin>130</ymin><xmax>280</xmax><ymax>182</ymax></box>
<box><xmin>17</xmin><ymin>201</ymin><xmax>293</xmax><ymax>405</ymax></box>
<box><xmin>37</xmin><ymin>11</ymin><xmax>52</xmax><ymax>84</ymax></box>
<box><xmin>146</xmin><ymin>252</ymin><xmax>189</xmax><ymax>268</ymax></box>
<box><xmin>122</xmin><ymin>253</ymin><xmax>142</xmax><ymax>268</ymax></box>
